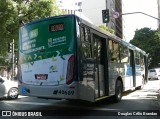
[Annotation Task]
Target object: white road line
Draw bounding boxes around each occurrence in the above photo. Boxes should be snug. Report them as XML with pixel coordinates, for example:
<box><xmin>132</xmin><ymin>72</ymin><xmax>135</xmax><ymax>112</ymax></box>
<box><xmin>2</xmin><ymin>101</ymin><xmax>52</xmax><ymax>106</ymax></box>
<box><xmin>18</xmin><ymin>95</ymin><xmax>29</xmax><ymax>98</ymax></box>
<box><xmin>2</xmin><ymin>101</ymin><xmax>116</xmax><ymax>111</ymax></box>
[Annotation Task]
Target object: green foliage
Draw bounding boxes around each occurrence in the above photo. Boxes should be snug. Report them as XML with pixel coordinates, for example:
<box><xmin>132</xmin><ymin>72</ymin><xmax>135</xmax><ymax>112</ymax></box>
<box><xmin>0</xmin><ymin>0</ymin><xmax>63</xmax><ymax>65</ymax></box>
<box><xmin>130</xmin><ymin>27</ymin><xmax>160</xmax><ymax>68</ymax></box>
<box><xmin>99</xmin><ymin>25</ymin><xmax>115</xmax><ymax>34</ymax></box>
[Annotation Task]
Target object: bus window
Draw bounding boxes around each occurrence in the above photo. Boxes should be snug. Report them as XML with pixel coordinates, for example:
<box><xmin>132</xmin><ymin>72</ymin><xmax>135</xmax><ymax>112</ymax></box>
<box><xmin>135</xmin><ymin>51</ymin><xmax>140</xmax><ymax>65</ymax></box>
<box><xmin>92</xmin><ymin>35</ymin><xmax>105</xmax><ymax>65</ymax></box>
<box><xmin>108</xmin><ymin>39</ymin><xmax>120</xmax><ymax>62</ymax></box>
<box><xmin>93</xmin><ymin>37</ymin><xmax>97</xmax><ymax>61</ymax></box>
<box><xmin>140</xmin><ymin>53</ymin><xmax>145</xmax><ymax>70</ymax></box>
<box><xmin>120</xmin><ymin>44</ymin><xmax>129</xmax><ymax>63</ymax></box>
<box><xmin>80</xmin><ymin>26</ymin><xmax>92</xmax><ymax>59</ymax></box>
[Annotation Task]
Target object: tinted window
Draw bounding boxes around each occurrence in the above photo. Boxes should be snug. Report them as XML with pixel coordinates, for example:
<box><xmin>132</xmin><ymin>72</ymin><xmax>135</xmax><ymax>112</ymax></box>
<box><xmin>135</xmin><ymin>51</ymin><xmax>140</xmax><ymax>65</ymax></box>
<box><xmin>109</xmin><ymin>39</ymin><xmax>120</xmax><ymax>62</ymax></box>
<box><xmin>119</xmin><ymin>44</ymin><xmax>129</xmax><ymax>63</ymax></box>
<box><xmin>80</xmin><ymin>26</ymin><xmax>92</xmax><ymax>59</ymax></box>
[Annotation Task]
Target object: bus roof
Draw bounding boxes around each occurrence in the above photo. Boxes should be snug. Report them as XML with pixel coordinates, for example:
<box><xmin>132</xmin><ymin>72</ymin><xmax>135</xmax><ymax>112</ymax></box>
<box><xmin>21</xmin><ymin>14</ymin><xmax>148</xmax><ymax>56</ymax></box>
<box><xmin>21</xmin><ymin>14</ymin><xmax>76</xmax><ymax>27</ymax></box>
<box><xmin>76</xmin><ymin>15</ymin><xmax>148</xmax><ymax>56</ymax></box>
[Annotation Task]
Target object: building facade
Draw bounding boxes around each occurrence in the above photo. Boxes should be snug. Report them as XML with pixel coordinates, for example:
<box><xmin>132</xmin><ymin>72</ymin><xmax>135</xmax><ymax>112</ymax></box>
<box><xmin>81</xmin><ymin>0</ymin><xmax>106</xmax><ymax>26</ymax></box>
<box><xmin>56</xmin><ymin>0</ymin><xmax>123</xmax><ymax>38</ymax></box>
<box><xmin>56</xmin><ymin>0</ymin><xmax>82</xmax><ymax>12</ymax></box>
<box><xmin>115</xmin><ymin>0</ymin><xmax>123</xmax><ymax>38</ymax></box>
<box><xmin>106</xmin><ymin>0</ymin><xmax>123</xmax><ymax>38</ymax></box>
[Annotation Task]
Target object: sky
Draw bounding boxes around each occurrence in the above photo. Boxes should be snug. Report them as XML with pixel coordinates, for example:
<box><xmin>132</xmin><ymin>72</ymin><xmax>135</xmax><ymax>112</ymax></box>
<box><xmin>56</xmin><ymin>0</ymin><xmax>158</xmax><ymax>42</ymax></box>
<box><xmin>123</xmin><ymin>0</ymin><xmax>158</xmax><ymax>42</ymax></box>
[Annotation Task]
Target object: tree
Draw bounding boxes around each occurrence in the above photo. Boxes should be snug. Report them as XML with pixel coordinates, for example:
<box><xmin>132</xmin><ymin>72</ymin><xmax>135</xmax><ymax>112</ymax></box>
<box><xmin>0</xmin><ymin>0</ymin><xmax>63</xmax><ymax>65</ymax></box>
<box><xmin>130</xmin><ymin>27</ymin><xmax>160</xmax><ymax>68</ymax></box>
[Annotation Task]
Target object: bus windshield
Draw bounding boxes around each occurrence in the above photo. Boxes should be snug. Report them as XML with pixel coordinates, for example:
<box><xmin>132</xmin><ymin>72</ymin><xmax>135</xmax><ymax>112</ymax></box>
<box><xmin>19</xmin><ymin>16</ymin><xmax>76</xmax><ymax>86</ymax></box>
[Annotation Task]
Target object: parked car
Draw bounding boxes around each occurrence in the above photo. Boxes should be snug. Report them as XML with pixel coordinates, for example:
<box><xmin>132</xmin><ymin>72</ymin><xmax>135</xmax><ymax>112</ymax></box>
<box><xmin>148</xmin><ymin>68</ymin><xmax>160</xmax><ymax>80</ymax></box>
<box><xmin>0</xmin><ymin>76</ymin><xmax>18</xmax><ymax>99</ymax></box>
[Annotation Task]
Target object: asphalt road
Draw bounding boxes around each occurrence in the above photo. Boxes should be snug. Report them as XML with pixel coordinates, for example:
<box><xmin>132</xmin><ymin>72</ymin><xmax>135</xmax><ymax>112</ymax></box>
<box><xmin>0</xmin><ymin>80</ymin><xmax>160</xmax><ymax>119</ymax></box>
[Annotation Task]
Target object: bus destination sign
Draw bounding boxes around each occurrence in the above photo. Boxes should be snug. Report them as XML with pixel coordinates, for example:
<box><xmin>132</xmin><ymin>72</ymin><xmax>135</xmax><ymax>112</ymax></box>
<box><xmin>49</xmin><ymin>23</ymin><xmax>64</xmax><ymax>32</ymax></box>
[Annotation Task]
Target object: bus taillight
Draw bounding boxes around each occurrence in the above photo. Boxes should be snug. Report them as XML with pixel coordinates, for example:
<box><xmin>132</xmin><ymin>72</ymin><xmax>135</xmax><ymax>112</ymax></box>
<box><xmin>66</xmin><ymin>55</ymin><xmax>75</xmax><ymax>85</ymax></box>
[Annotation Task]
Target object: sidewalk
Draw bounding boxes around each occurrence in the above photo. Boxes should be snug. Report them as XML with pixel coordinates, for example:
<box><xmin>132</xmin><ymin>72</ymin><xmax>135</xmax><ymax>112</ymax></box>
<box><xmin>143</xmin><ymin>80</ymin><xmax>160</xmax><ymax>108</ymax></box>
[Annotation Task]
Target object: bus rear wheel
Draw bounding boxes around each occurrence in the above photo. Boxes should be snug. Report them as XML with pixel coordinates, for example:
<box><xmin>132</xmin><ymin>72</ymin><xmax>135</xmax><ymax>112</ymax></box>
<box><xmin>113</xmin><ymin>80</ymin><xmax>122</xmax><ymax>103</ymax></box>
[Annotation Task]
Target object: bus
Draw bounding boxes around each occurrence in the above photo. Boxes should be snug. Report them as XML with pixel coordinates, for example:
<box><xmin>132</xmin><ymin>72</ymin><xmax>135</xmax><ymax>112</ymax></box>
<box><xmin>18</xmin><ymin>14</ymin><xmax>148</xmax><ymax>102</ymax></box>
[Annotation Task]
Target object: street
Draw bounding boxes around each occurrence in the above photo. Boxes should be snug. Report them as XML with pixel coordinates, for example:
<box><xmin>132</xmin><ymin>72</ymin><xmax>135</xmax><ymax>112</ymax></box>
<box><xmin>0</xmin><ymin>80</ymin><xmax>160</xmax><ymax>119</ymax></box>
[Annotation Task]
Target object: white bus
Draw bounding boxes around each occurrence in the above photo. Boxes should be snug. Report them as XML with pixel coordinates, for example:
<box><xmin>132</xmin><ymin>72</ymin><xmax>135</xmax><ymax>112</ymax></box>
<box><xmin>18</xmin><ymin>14</ymin><xmax>148</xmax><ymax>102</ymax></box>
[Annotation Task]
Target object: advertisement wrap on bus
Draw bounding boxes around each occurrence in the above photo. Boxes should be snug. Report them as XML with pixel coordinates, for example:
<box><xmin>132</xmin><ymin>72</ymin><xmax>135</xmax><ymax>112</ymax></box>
<box><xmin>19</xmin><ymin>17</ymin><xmax>76</xmax><ymax>95</ymax></box>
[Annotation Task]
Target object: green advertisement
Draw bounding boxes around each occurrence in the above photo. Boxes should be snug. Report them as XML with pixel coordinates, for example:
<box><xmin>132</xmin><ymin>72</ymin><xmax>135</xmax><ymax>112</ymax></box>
<box><xmin>19</xmin><ymin>16</ymin><xmax>76</xmax><ymax>86</ymax></box>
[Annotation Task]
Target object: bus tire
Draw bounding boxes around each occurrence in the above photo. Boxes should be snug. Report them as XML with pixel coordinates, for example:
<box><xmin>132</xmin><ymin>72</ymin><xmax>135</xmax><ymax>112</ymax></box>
<box><xmin>8</xmin><ymin>87</ymin><xmax>18</xmax><ymax>99</ymax></box>
<box><xmin>113</xmin><ymin>80</ymin><xmax>122</xmax><ymax>103</ymax></box>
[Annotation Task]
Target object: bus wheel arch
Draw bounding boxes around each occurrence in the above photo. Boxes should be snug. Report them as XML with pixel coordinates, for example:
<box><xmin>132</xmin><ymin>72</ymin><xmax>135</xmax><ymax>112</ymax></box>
<box><xmin>113</xmin><ymin>77</ymin><xmax>123</xmax><ymax>103</ymax></box>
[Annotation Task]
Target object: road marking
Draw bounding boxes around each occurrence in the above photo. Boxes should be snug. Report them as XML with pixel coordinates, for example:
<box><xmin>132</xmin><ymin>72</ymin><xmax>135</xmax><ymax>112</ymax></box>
<box><xmin>2</xmin><ymin>101</ymin><xmax>52</xmax><ymax>106</ymax></box>
<box><xmin>18</xmin><ymin>95</ymin><xmax>28</xmax><ymax>98</ymax></box>
<box><xmin>2</xmin><ymin>100</ymin><xmax>117</xmax><ymax>111</ymax></box>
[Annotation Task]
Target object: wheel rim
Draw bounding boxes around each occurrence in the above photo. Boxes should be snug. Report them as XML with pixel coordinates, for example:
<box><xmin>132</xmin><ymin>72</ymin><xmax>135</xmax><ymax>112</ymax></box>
<box><xmin>9</xmin><ymin>88</ymin><xmax>18</xmax><ymax>99</ymax></box>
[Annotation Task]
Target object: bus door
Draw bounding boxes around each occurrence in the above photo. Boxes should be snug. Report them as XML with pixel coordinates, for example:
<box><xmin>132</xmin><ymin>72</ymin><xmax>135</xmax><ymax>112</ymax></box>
<box><xmin>129</xmin><ymin>50</ymin><xmax>136</xmax><ymax>87</ymax></box>
<box><xmin>93</xmin><ymin>34</ymin><xmax>106</xmax><ymax>98</ymax></box>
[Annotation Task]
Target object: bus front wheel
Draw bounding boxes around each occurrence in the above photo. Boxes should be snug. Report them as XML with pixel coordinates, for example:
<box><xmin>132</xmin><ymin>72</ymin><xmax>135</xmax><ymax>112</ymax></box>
<box><xmin>113</xmin><ymin>80</ymin><xmax>122</xmax><ymax>103</ymax></box>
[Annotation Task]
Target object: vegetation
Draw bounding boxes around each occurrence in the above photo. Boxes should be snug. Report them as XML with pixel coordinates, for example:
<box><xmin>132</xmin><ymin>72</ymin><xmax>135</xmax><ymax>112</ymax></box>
<box><xmin>130</xmin><ymin>27</ymin><xmax>160</xmax><ymax>68</ymax></box>
<box><xmin>0</xmin><ymin>0</ymin><xmax>63</xmax><ymax>66</ymax></box>
<box><xmin>99</xmin><ymin>24</ymin><xmax>115</xmax><ymax>34</ymax></box>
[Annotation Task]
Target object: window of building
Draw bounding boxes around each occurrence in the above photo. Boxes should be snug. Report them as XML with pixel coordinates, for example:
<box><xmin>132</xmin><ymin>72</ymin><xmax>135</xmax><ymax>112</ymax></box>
<box><xmin>78</xmin><ymin>2</ymin><xmax>82</xmax><ymax>6</ymax></box>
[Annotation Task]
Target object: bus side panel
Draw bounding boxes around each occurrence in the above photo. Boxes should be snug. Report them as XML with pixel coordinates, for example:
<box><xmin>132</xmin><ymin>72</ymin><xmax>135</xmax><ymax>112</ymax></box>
<box><xmin>108</xmin><ymin>62</ymin><xmax>123</xmax><ymax>96</ymax></box>
<box><xmin>135</xmin><ymin>64</ymin><xmax>143</xmax><ymax>87</ymax></box>
<box><xmin>77</xmin><ymin>82</ymin><xmax>95</xmax><ymax>102</ymax></box>
<box><xmin>123</xmin><ymin>64</ymin><xmax>134</xmax><ymax>91</ymax></box>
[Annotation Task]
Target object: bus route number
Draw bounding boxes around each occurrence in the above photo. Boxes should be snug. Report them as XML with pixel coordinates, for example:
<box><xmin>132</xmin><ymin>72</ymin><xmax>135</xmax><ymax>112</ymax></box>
<box><xmin>53</xmin><ymin>90</ymin><xmax>74</xmax><ymax>95</ymax></box>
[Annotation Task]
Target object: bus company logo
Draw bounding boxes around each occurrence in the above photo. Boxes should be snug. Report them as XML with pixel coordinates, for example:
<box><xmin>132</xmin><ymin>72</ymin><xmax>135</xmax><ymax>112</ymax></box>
<box><xmin>2</xmin><ymin>111</ymin><xmax>11</xmax><ymax>116</ymax></box>
<box><xmin>48</xmin><ymin>38</ymin><xmax>52</xmax><ymax>47</ymax></box>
